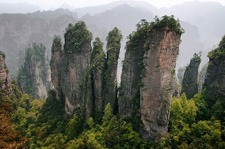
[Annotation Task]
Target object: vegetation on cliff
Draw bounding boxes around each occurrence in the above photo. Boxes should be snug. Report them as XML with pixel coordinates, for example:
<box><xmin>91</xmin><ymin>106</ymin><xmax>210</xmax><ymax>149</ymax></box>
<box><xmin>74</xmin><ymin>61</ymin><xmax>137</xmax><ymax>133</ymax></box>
<box><xmin>208</xmin><ymin>35</ymin><xmax>225</xmax><ymax>59</ymax></box>
<box><xmin>120</xmin><ymin>15</ymin><xmax>182</xmax><ymax>140</ymax></box>
<box><xmin>181</xmin><ymin>53</ymin><xmax>201</xmax><ymax>99</ymax></box>
<box><xmin>17</xmin><ymin>43</ymin><xmax>51</xmax><ymax>99</ymax></box>
<box><xmin>103</xmin><ymin>27</ymin><xmax>122</xmax><ymax>113</ymax></box>
<box><xmin>91</xmin><ymin>37</ymin><xmax>105</xmax><ymax>71</ymax></box>
<box><xmin>202</xmin><ymin>35</ymin><xmax>225</xmax><ymax>122</ymax></box>
<box><xmin>90</xmin><ymin>37</ymin><xmax>106</xmax><ymax>121</ymax></box>
<box><xmin>64</xmin><ymin>21</ymin><xmax>93</xmax><ymax>54</ymax></box>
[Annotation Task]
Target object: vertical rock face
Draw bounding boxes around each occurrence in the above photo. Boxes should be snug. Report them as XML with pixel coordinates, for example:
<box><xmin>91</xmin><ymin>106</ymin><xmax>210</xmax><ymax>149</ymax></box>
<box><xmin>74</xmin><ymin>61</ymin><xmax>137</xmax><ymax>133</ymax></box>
<box><xmin>17</xmin><ymin>43</ymin><xmax>51</xmax><ymax>98</ymax></box>
<box><xmin>119</xmin><ymin>16</ymin><xmax>183</xmax><ymax>140</ymax></box>
<box><xmin>0</xmin><ymin>51</ymin><xmax>12</xmax><ymax>95</ymax></box>
<box><xmin>199</xmin><ymin>63</ymin><xmax>208</xmax><ymax>90</ymax></box>
<box><xmin>103</xmin><ymin>27</ymin><xmax>122</xmax><ymax>112</ymax></box>
<box><xmin>203</xmin><ymin>36</ymin><xmax>225</xmax><ymax>108</ymax></box>
<box><xmin>61</xmin><ymin>45</ymin><xmax>91</xmax><ymax>115</ymax></box>
<box><xmin>181</xmin><ymin>53</ymin><xmax>201</xmax><ymax>99</ymax></box>
<box><xmin>140</xmin><ymin>28</ymin><xmax>181</xmax><ymax>140</ymax></box>
<box><xmin>50</xmin><ymin>36</ymin><xmax>62</xmax><ymax>99</ymax></box>
<box><xmin>51</xmin><ymin>21</ymin><xmax>93</xmax><ymax>115</ymax></box>
<box><xmin>119</xmin><ymin>20</ymin><xmax>147</xmax><ymax>119</ymax></box>
<box><xmin>90</xmin><ymin>37</ymin><xmax>106</xmax><ymax>119</ymax></box>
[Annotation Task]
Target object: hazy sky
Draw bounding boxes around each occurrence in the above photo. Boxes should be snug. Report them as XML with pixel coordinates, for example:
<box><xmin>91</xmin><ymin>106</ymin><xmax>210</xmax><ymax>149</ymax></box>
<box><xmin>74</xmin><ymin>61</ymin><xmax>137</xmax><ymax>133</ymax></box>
<box><xmin>1</xmin><ymin>0</ymin><xmax>225</xmax><ymax>10</ymax></box>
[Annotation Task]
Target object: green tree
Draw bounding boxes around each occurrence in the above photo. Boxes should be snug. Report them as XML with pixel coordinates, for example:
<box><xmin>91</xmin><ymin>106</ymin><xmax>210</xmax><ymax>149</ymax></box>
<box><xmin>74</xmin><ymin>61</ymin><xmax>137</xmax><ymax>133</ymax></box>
<box><xmin>64</xmin><ymin>21</ymin><xmax>93</xmax><ymax>53</ymax></box>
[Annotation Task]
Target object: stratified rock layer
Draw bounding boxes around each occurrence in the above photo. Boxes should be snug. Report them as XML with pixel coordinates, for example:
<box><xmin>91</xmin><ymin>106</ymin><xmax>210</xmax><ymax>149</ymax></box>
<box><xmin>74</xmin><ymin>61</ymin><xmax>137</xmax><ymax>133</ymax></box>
<box><xmin>0</xmin><ymin>51</ymin><xmax>12</xmax><ymax>95</ymax></box>
<box><xmin>181</xmin><ymin>54</ymin><xmax>201</xmax><ymax>99</ymax></box>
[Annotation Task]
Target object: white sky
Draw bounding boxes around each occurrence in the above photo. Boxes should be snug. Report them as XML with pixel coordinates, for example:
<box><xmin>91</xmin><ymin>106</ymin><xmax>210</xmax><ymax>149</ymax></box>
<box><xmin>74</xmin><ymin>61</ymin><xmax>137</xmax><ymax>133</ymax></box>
<box><xmin>1</xmin><ymin>0</ymin><xmax>225</xmax><ymax>10</ymax></box>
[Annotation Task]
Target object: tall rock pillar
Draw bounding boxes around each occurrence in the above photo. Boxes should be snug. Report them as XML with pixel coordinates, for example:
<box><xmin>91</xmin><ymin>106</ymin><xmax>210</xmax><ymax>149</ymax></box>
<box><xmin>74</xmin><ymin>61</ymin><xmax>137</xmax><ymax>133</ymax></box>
<box><xmin>119</xmin><ymin>16</ymin><xmax>183</xmax><ymax>140</ymax></box>
<box><xmin>181</xmin><ymin>53</ymin><xmax>201</xmax><ymax>99</ymax></box>
<box><xmin>140</xmin><ymin>25</ymin><xmax>181</xmax><ymax>140</ymax></box>
<box><xmin>103</xmin><ymin>27</ymin><xmax>122</xmax><ymax>113</ymax></box>
<box><xmin>0</xmin><ymin>51</ymin><xmax>12</xmax><ymax>95</ymax></box>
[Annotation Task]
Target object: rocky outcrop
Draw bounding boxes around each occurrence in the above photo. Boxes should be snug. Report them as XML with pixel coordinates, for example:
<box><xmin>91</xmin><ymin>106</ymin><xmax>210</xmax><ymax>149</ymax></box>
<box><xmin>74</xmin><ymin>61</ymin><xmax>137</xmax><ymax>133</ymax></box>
<box><xmin>140</xmin><ymin>24</ymin><xmax>181</xmax><ymax>141</ymax></box>
<box><xmin>50</xmin><ymin>36</ymin><xmax>62</xmax><ymax>99</ymax></box>
<box><xmin>119</xmin><ymin>20</ymin><xmax>147</xmax><ymax>120</ymax></box>
<box><xmin>0</xmin><ymin>51</ymin><xmax>12</xmax><ymax>95</ymax></box>
<box><xmin>51</xmin><ymin>21</ymin><xmax>93</xmax><ymax>115</ymax></box>
<box><xmin>199</xmin><ymin>63</ymin><xmax>208</xmax><ymax>90</ymax></box>
<box><xmin>203</xmin><ymin>35</ymin><xmax>225</xmax><ymax>107</ymax></box>
<box><xmin>181</xmin><ymin>53</ymin><xmax>201</xmax><ymax>99</ymax></box>
<box><xmin>90</xmin><ymin>37</ymin><xmax>106</xmax><ymax>119</ymax></box>
<box><xmin>103</xmin><ymin>27</ymin><xmax>122</xmax><ymax>113</ymax></box>
<box><xmin>17</xmin><ymin>43</ymin><xmax>52</xmax><ymax>99</ymax></box>
<box><xmin>119</xmin><ymin>16</ymin><xmax>183</xmax><ymax>140</ymax></box>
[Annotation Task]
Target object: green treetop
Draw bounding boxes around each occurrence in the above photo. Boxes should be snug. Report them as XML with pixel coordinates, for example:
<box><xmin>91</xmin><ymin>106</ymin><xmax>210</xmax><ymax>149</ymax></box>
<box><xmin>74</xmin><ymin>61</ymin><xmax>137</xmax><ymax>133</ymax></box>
<box><xmin>52</xmin><ymin>35</ymin><xmax>62</xmax><ymax>52</ymax></box>
<box><xmin>153</xmin><ymin>15</ymin><xmax>184</xmax><ymax>35</ymax></box>
<box><xmin>106</xmin><ymin>27</ymin><xmax>122</xmax><ymax>51</ymax></box>
<box><xmin>91</xmin><ymin>37</ymin><xmax>105</xmax><ymax>70</ymax></box>
<box><xmin>64</xmin><ymin>21</ymin><xmax>93</xmax><ymax>54</ymax></box>
<box><xmin>208</xmin><ymin>35</ymin><xmax>225</xmax><ymax>59</ymax></box>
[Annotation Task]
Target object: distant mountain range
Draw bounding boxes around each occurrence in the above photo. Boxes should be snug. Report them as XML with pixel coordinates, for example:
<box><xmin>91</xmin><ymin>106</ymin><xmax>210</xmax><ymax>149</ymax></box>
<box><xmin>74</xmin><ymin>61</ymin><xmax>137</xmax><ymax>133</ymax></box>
<box><xmin>72</xmin><ymin>0</ymin><xmax>158</xmax><ymax>18</ymax></box>
<box><xmin>0</xmin><ymin>0</ymin><xmax>225</xmax><ymax>79</ymax></box>
<box><xmin>0</xmin><ymin>3</ymin><xmax>41</xmax><ymax>14</ymax></box>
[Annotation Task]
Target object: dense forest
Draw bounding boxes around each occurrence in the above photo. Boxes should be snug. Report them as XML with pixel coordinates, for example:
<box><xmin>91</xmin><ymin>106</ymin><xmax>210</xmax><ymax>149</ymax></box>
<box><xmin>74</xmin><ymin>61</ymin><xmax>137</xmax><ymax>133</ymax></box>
<box><xmin>1</xmin><ymin>15</ymin><xmax>225</xmax><ymax>149</ymax></box>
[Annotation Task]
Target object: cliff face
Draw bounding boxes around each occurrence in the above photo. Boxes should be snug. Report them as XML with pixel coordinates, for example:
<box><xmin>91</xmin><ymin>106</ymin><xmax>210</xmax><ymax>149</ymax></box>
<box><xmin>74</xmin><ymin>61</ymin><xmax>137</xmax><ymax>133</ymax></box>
<box><xmin>50</xmin><ymin>22</ymin><xmax>124</xmax><ymax>117</ymax></box>
<box><xmin>51</xmin><ymin>22</ymin><xmax>93</xmax><ymax>115</ymax></box>
<box><xmin>119</xmin><ymin>16</ymin><xmax>182</xmax><ymax>140</ymax></box>
<box><xmin>103</xmin><ymin>27</ymin><xmax>122</xmax><ymax>112</ymax></box>
<box><xmin>61</xmin><ymin>42</ymin><xmax>91</xmax><ymax>115</ymax></box>
<box><xmin>0</xmin><ymin>51</ymin><xmax>12</xmax><ymax>95</ymax></box>
<box><xmin>140</xmin><ymin>28</ymin><xmax>181</xmax><ymax>140</ymax></box>
<box><xmin>50</xmin><ymin>36</ymin><xmax>62</xmax><ymax>99</ymax></box>
<box><xmin>199</xmin><ymin>63</ymin><xmax>208</xmax><ymax>90</ymax></box>
<box><xmin>182</xmin><ymin>53</ymin><xmax>201</xmax><ymax>99</ymax></box>
<box><xmin>119</xmin><ymin>21</ymin><xmax>147</xmax><ymax>119</ymax></box>
<box><xmin>17</xmin><ymin>43</ymin><xmax>52</xmax><ymax>99</ymax></box>
<box><xmin>204</xmin><ymin>36</ymin><xmax>225</xmax><ymax>107</ymax></box>
<box><xmin>90</xmin><ymin>37</ymin><xmax>106</xmax><ymax>119</ymax></box>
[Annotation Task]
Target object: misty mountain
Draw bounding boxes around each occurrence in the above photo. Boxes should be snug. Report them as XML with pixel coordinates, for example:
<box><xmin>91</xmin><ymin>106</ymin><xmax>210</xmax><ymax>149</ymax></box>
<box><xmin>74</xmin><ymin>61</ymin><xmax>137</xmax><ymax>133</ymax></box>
<box><xmin>60</xmin><ymin>3</ymin><xmax>75</xmax><ymax>10</ymax></box>
<box><xmin>0</xmin><ymin>3</ymin><xmax>41</xmax><ymax>14</ymax></box>
<box><xmin>83</xmin><ymin>4</ymin><xmax>153</xmax><ymax>39</ymax></box>
<box><xmin>0</xmin><ymin>0</ymin><xmax>224</xmax><ymax>79</ymax></box>
<box><xmin>81</xmin><ymin>4</ymin><xmax>204</xmax><ymax>71</ymax></box>
<box><xmin>177</xmin><ymin>21</ymin><xmax>204</xmax><ymax>68</ymax></box>
<box><xmin>0</xmin><ymin>11</ymin><xmax>77</xmax><ymax>78</ymax></box>
<box><xmin>73</xmin><ymin>0</ymin><xmax>158</xmax><ymax>17</ymax></box>
<box><xmin>160</xmin><ymin>0</ymin><xmax>225</xmax><ymax>50</ymax></box>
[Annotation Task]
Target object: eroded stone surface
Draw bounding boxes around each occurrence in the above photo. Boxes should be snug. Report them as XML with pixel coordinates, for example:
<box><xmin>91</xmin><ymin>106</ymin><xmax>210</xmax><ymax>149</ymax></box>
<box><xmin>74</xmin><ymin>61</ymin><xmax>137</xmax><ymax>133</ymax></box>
<box><xmin>182</xmin><ymin>54</ymin><xmax>201</xmax><ymax>99</ymax></box>
<box><xmin>119</xmin><ymin>17</ymin><xmax>182</xmax><ymax>140</ymax></box>
<box><xmin>0</xmin><ymin>51</ymin><xmax>12</xmax><ymax>95</ymax></box>
<box><xmin>17</xmin><ymin>43</ymin><xmax>52</xmax><ymax>99</ymax></box>
<box><xmin>140</xmin><ymin>29</ymin><xmax>181</xmax><ymax>140</ymax></box>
